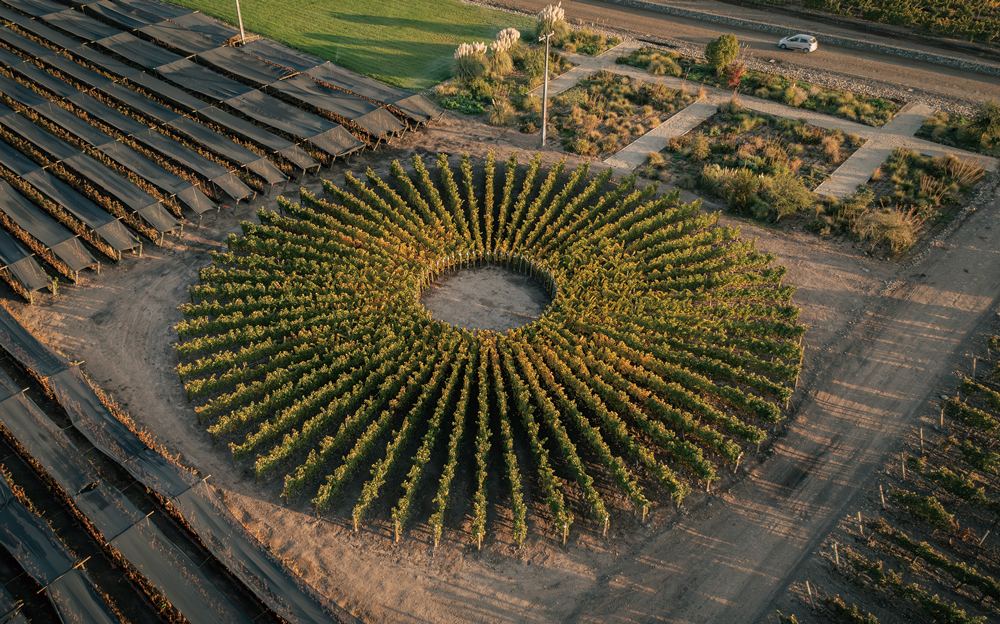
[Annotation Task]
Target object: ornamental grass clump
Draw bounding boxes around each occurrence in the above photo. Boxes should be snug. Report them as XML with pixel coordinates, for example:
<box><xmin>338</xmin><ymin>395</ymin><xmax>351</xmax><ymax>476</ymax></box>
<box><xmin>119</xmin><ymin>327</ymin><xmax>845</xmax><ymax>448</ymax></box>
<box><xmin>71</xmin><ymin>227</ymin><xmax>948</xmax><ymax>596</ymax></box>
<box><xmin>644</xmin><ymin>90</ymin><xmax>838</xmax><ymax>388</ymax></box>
<box><xmin>454</xmin><ymin>41</ymin><xmax>488</xmax><ymax>82</ymax></box>
<box><xmin>490</xmin><ymin>27</ymin><xmax>521</xmax><ymax>78</ymax></box>
<box><xmin>536</xmin><ymin>2</ymin><xmax>571</xmax><ymax>43</ymax></box>
<box><xmin>489</xmin><ymin>85</ymin><xmax>515</xmax><ymax>127</ymax></box>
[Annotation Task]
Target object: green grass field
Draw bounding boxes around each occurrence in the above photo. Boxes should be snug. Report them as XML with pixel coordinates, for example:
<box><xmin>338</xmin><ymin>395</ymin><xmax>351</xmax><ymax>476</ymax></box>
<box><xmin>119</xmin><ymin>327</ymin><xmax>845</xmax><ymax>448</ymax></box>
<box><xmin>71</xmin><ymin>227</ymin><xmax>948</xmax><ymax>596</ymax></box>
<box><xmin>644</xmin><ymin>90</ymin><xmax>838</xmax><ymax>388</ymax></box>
<box><xmin>164</xmin><ymin>0</ymin><xmax>535</xmax><ymax>91</ymax></box>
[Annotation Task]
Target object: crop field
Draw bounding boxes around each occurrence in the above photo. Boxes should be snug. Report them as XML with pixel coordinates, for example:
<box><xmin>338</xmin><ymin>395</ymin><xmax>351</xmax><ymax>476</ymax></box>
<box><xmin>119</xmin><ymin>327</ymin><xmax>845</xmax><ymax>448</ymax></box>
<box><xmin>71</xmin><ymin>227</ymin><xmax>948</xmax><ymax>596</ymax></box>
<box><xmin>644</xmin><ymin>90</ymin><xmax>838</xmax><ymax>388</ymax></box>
<box><xmin>0</xmin><ymin>0</ymin><xmax>996</xmax><ymax>621</ymax></box>
<box><xmin>177</xmin><ymin>153</ymin><xmax>803</xmax><ymax>544</ymax></box>
<box><xmin>775</xmin><ymin>332</ymin><xmax>1000</xmax><ymax>623</ymax></box>
<box><xmin>163</xmin><ymin>0</ymin><xmax>535</xmax><ymax>90</ymax></box>
<box><xmin>799</xmin><ymin>0</ymin><xmax>1000</xmax><ymax>44</ymax></box>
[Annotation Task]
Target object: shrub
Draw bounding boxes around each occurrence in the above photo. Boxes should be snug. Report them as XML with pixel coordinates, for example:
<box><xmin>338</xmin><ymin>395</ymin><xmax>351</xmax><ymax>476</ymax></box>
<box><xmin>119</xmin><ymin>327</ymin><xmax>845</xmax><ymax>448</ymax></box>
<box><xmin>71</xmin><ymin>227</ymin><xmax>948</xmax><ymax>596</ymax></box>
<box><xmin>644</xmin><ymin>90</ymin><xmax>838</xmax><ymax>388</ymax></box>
<box><xmin>520</xmin><ymin>95</ymin><xmax>543</xmax><ymax>113</ymax></box>
<box><xmin>689</xmin><ymin>135</ymin><xmax>711</xmax><ymax>161</ymax></box>
<box><xmin>783</xmin><ymin>85</ymin><xmax>807</xmax><ymax>107</ymax></box>
<box><xmin>821</xmin><ymin>135</ymin><xmax>842</xmax><ymax>163</ymax></box>
<box><xmin>440</xmin><ymin>94</ymin><xmax>486</xmax><ymax>115</ymax></box>
<box><xmin>724</xmin><ymin>63</ymin><xmax>746</xmax><ymax>88</ymax></box>
<box><xmin>698</xmin><ymin>163</ymin><xmax>726</xmax><ymax>194</ymax></box>
<box><xmin>520</xmin><ymin>49</ymin><xmax>547</xmax><ymax>84</ymax></box>
<box><xmin>832</xmin><ymin>187</ymin><xmax>875</xmax><ymax>229</ymax></box>
<box><xmin>762</xmin><ymin>171</ymin><xmax>816</xmax><ymax>222</ymax></box>
<box><xmin>489</xmin><ymin>98</ymin><xmax>515</xmax><ymax>127</ymax></box>
<box><xmin>490</xmin><ymin>50</ymin><xmax>514</xmax><ymax>78</ymax></box>
<box><xmin>467</xmin><ymin>77</ymin><xmax>493</xmax><ymax>99</ymax></box>
<box><xmin>945</xmin><ymin>154</ymin><xmax>986</xmax><ymax>186</ymax></box>
<box><xmin>971</xmin><ymin>98</ymin><xmax>1000</xmax><ymax>148</ymax></box>
<box><xmin>649</xmin><ymin>57</ymin><xmax>682</xmax><ymax>76</ymax></box>
<box><xmin>599</xmin><ymin>134</ymin><xmax>621</xmax><ymax>152</ymax></box>
<box><xmin>721</xmin><ymin>167</ymin><xmax>763</xmax><ymax>212</ymax></box>
<box><xmin>568</xmin><ymin>137</ymin><xmax>596</xmax><ymax>156</ymax></box>
<box><xmin>718</xmin><ymin>96</ymin><xmax>745</xmax><ymax>115</ymax></box>
<box><xmin>705</xmin><ymin>34</ymin><xmax>739</xmax><ymax>74</ymax></box>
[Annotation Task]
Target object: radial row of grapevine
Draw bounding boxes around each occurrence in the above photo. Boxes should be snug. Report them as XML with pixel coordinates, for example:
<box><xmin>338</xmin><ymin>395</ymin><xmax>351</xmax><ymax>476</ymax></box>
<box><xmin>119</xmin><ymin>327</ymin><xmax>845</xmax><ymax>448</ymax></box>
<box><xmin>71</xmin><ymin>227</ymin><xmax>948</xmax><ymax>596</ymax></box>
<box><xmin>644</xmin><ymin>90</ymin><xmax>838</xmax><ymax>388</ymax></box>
<box><xmin>176</xmin><ymin>152</ymin><xmax>804</xmax><ymax>545</ymax></box>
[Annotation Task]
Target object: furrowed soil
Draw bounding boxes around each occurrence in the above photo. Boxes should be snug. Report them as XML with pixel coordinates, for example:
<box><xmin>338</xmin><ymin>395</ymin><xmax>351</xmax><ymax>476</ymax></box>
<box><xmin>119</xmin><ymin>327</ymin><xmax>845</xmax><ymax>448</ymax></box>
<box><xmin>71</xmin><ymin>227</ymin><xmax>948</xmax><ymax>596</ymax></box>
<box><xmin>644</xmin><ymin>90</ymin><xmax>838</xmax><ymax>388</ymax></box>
<box><xmin>6</xmin><ymin>110</ymin><xmax>998</xmax><ymax>623</ymax></box>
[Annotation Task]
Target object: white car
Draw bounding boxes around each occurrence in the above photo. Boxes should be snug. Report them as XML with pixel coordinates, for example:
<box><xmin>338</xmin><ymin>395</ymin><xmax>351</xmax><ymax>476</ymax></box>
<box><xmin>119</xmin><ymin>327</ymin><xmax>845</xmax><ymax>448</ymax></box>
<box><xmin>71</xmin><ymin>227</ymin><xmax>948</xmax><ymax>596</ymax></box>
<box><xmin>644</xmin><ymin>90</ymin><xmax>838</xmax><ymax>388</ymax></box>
<box><xmin>778</xmin><ymin>34</ymin><xmax>818</xmax><ymax>53</ymax></box>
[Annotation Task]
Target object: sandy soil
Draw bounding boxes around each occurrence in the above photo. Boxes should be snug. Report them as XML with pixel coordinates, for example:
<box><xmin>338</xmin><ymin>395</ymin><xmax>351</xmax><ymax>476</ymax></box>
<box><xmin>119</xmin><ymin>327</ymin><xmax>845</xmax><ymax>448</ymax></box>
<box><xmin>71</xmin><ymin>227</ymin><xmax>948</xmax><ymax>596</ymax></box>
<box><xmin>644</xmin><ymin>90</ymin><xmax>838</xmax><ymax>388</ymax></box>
<box><xmin>421</xmin><ymin>266</ymin><xmax>552</xmax><ymax>332</ymax></box>
<box><xmin>6</xmin><ymin>110</ymin><xmax>916</xmax><ymax>623</ymax></box>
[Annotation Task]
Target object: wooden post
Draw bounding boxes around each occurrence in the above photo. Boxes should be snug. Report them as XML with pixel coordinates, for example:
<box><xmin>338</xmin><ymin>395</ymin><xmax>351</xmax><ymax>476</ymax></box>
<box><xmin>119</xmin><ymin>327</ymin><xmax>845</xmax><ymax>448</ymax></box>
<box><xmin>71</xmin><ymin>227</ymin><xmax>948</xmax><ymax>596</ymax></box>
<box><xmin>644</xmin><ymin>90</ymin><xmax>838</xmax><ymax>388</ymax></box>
<box><xmin>833</xmin><ymin>542</ymin><xmax>839</xmax><ymax>568</ymax></box>
<box><xmin>920</xmin><ymin>428</ymin><xmax>924</xmax><ymax>454</ymax></box>
<box><xmin>734</xmin><ymin>453</ymin><xmax>742</xmax><ymax>474</ymax></box>
<box><xmin>394</xmin><ymin>521</ymin><xmax>400</xmax><ymax>543</ymax></box>
<box><xmin>603</xmin><ymin>515</ymin><xmax>609</xmax><ymax>538</ymax></box>
<box><xmin>979</xmin><ymin>530</ymin><xmax>991</xmax><ymax>546</ymax></box>
<box><xmin>805</xmin><ymin>581</ymin><xmax>815</xmax><ymax>609</ymax></box>
<box><xmin>941</xmin><ymin>405</ymin><xmax>945</xmax><ymax>427</ymax></box>
<box><xmin>880</xmin><ymin>485</ymin><xmax>886</xmax><ymax>509</ymax></box>
<box><xmin>857</xmin><ymin>511</ymin><xmax>864</xmax><ymax>536</ymax></box>
<box><xmin>902</xmin><ymin>454</ymin><xmax>906</xmax><ymax>479</ymax></box>
<box><xmin>642</xmin><ymin>504</ymin><xmax>648</xmax><ymax>523</ymax></box>
<box><xmin>562</xmin><ymin>522</ymin><xmax>568</xmax><ymax>546</ymax></box>
<box><xmin>352</xmin><ymin>513</ymin><xmax>357</xmax><ymax>533</ymax></box>
<box><xmin>973</xmin><ymin>357</ymin><xmax>977</xmax><ymax>379</ymax></box>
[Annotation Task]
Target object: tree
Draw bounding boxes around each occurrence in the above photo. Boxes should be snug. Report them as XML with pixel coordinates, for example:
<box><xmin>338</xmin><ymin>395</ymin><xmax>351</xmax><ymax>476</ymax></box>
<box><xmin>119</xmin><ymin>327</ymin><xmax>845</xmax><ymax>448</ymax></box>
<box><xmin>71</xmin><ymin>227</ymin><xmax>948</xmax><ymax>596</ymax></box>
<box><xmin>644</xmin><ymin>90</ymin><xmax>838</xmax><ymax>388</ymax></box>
<box><xmin>705</xmin><ymin>34</ymin><xmax>739</xmax><ymax>74</ymax></box>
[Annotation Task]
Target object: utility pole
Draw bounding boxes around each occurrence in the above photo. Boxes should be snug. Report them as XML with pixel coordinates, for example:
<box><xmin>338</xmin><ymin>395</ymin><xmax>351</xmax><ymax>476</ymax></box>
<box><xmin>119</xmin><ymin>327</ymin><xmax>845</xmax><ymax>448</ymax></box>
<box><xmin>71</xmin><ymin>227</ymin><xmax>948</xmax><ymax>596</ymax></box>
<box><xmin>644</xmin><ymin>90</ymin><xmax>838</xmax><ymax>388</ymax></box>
<box><xmin>538</xmin><ymin>30</ymin><xmax>554</xmax><ymax>147</ymax></box>
<box><xmin>235</xmin><ymin>0</ymin><xmax>246</xmax><ymax>44</ymax></box>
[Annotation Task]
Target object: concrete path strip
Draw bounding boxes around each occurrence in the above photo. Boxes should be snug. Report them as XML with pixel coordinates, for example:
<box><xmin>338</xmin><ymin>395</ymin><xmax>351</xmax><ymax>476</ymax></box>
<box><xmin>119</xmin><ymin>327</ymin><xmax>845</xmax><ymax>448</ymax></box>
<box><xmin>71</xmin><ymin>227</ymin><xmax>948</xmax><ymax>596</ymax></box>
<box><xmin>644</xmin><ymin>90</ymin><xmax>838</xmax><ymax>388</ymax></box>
<box><xmin>815</xmin><ymin>102</ymin><xmax>996</xmax><ymax>198</ymax></box>
<box><xmin>528</xmin><ymin>37</ymin><xmax>997</xmax><ymax>198</ymax></box>
<box><xmin>604</xmin><ymin>99</ymin><xmax>718</xmax><ymax>170</ymax></box>
<box><xmin>813</xmin><ymin>143</ymin><xmax>895</xmax><ymax>197</ymax></box>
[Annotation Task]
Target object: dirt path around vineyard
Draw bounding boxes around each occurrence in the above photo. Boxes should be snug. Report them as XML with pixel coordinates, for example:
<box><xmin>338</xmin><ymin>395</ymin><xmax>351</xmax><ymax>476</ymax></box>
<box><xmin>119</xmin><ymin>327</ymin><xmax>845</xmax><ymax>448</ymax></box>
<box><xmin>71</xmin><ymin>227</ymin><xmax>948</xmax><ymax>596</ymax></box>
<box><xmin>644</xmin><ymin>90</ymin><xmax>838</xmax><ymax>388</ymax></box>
<box><xmin>7</xmin><ymin>110</ymin><xmax>1000</xmax><ymax>623</ymax></box>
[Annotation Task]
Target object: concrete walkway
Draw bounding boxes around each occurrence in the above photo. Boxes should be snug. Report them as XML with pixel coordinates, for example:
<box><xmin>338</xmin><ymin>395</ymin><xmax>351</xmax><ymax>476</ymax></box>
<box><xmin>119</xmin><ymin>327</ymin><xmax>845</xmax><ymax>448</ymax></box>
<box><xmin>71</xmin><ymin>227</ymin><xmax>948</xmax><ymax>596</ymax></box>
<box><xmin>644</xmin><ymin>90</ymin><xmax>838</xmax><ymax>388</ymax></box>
<box><xmin>531</xmin><ymin>42</ymin><xmax>997</xmax><ymax>195</ymax></box>
<box><xmin>814</xmin><ymin>102</ymin><xmax>936</xmax><ymax>197</ymax></box>
<box><xmin>604</xmin><ymin>99</ymin><xmax>719</xmax><ymax>169</ymax></box>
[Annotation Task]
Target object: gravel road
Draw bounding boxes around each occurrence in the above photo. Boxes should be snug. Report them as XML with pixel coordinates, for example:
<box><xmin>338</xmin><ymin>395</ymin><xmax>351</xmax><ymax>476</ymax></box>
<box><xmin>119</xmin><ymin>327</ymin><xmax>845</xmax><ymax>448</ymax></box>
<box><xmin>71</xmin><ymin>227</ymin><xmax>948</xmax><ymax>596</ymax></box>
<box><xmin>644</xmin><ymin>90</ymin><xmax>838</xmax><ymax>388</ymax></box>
<box><xmin>478</xmin><ymin>0</ymin><xmax>1000</xmax><ymax>114</ymax></box>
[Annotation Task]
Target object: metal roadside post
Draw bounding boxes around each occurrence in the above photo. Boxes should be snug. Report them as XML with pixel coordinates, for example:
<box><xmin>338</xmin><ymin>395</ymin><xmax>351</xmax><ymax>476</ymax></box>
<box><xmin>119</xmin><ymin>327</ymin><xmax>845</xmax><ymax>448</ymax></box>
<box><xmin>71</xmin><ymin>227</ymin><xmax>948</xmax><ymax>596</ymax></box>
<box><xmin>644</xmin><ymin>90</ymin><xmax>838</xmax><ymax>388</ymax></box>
<box><xmin>235</xmin><ymin>0</ymin><xmax>246</xmax><ymax>44</ymax></box>
<box><xmin>539</xmin><ymin>30</ymin><xmax>554</xmax><ymax>147</ymax></box>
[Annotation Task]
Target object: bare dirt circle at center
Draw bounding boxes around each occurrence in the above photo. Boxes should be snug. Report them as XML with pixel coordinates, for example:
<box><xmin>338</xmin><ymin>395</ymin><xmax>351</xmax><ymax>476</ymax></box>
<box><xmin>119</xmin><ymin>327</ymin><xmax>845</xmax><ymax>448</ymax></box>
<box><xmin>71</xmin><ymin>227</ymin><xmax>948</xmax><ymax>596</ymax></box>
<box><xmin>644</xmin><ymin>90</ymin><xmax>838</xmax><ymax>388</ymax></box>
<box><xmin>419</xmin><ymin>265</ymin><xmax>553</xmax><ymax>332</ymax></box>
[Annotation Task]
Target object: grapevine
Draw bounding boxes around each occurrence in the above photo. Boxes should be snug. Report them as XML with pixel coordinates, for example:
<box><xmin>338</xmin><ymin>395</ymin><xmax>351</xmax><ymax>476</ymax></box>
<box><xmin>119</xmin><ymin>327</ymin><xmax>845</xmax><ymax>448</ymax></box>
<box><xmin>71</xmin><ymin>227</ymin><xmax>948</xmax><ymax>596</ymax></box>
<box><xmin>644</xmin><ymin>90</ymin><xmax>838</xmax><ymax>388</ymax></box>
<box><xmin>176</xmin><ymin>152</ymin><xmax>803</xmax><ymax>546</ymax></box>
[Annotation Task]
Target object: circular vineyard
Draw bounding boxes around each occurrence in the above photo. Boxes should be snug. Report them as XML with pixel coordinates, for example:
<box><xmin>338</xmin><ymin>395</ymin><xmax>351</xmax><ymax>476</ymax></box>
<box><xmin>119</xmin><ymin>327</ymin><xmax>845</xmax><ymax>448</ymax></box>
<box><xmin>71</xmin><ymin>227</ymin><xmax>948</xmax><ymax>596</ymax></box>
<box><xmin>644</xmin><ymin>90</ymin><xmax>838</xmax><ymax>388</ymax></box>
<box><xmin>175</xmin><ymin>152</ymin><xmax>804</xmax><ymax>545</ymax></box>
